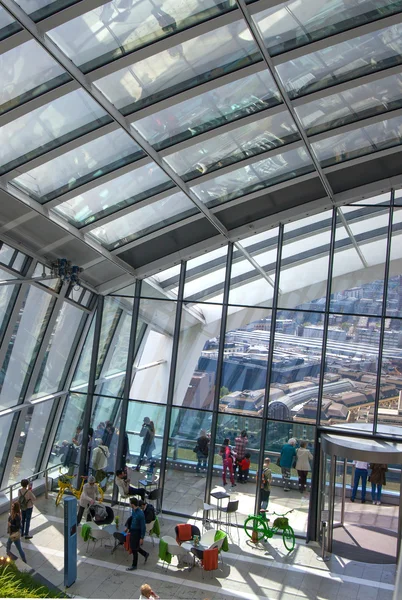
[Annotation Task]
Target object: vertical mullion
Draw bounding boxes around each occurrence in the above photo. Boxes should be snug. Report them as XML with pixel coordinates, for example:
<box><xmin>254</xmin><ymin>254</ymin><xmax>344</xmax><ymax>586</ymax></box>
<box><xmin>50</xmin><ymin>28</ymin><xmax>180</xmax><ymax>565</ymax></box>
<box><xmin>204</xmin><ymin>244</ymin><xmax>233</xmax><ymax>505</ymax></box>
<box><xmin>158</xmin><ymin>262</ymin><xmax>186</xmax><ymax>508</ymax></box>
<box><xmin>255</xmin><ymin>224</ymin><xmax>283</xmax><ymax>515</ymax></box>
<box><xmin>78</xmin><ymin>295</ymin><xmax>104</xmax><ymax>480</ymax></box>
<box><xmin>113</xmin><ymin>280</ymin><xmax>142</xmax><ymax>502</ymax></box>
<box><xmin>373</xmin><ymin>190</ymin><xmax>394</xmax><ymax>434</ymax></box>
<box><xmin>307</xmin><ymin>207</ymin><xmax>337</xmax><ymax>542</ymax></box>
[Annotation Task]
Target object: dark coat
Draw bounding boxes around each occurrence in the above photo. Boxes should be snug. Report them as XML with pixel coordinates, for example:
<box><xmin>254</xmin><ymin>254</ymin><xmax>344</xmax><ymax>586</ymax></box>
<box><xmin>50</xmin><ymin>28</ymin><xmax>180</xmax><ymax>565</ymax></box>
<box><xmin>369</xmin><ymin>463</ymin><xmax>387</xmax><ymax>486</ymax></box>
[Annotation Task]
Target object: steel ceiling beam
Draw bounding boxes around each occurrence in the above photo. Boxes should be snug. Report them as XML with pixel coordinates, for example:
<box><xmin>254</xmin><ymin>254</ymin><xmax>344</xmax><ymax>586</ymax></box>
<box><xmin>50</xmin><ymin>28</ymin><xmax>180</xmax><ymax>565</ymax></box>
<box><xmin>0</xmin><ymin>0</ymin><xmax>277</xmax><ymax>293</ymax></box>
<box><xmin>236</xmin><ymin>0</ymin><xmax>368</xmax><ymax>270</ymax></box>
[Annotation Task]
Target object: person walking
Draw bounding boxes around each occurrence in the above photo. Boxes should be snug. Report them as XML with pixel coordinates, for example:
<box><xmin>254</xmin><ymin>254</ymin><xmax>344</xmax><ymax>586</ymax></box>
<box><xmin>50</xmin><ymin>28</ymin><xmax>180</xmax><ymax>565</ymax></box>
<box><xmin>351</xmin><ymin>461</ymin><xmax>369</xmax><ymax>503</ymax></box>
<box><xmin>77</xmin><ymin>475</ymin><xmax>101</xmax><ymax>524</ymax></box>
<box><xmin>91</xmin><ymin>438</ymin><xmax>110</xmax><ymax>488</ymax></box>
<box><xmin>195</xmin><ymin>430</ymin><xmax>209</xmax><ymax>473</ymax></box>
<box><xmin>279</xmin><ymin>438</ymin><xmax>297</xmax><ymax>491</ymax></box>
<box><xmin>219</xmin><ymin>438</ymin><xmax>235</xmax><ymax>487</ymax></box>
<box><xmin>370</xmin><ymin>463</ymin><xmax>388</xmax><ymax>505</ymax></box>
<box><xmin>260</xmin><ymin>458</ymin><xmax>272</xmax><ymax>510</ymax></box>
<box><xmin>136</xmin><ymin>418</ymin><xmax>155</xmax><ymax>470</ymax></box>
<box><xmin>295</xmin><ymin>441</ymin><xmax>313</xmax><ymax>495</ymax></box>
<box><xmin>18</xmin><ymin>479</ymin><xmax>36</xmax><ymax>539</ymax></box>
<box><xmin>6</xmin><ymin>501</ymin><xmax>26</xmax><ymax>563</ymax></box>
<box><xmin>126</xmin><ymin>498</ymin><xmax>149</xmax><ymax>571</ymax></box>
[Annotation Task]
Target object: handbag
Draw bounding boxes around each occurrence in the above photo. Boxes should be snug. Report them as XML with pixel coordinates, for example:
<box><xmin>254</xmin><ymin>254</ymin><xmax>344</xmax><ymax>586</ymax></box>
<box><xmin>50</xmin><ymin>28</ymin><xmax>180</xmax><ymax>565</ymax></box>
<box><xmin>276</xmin><ymin>457</ymin><xmax>281</xmax><ymax>467</ymax></box>
<box><xmin>10</xmin><ymin>531</ymin><xmax>21</xmax><ymax>542</ymax></box>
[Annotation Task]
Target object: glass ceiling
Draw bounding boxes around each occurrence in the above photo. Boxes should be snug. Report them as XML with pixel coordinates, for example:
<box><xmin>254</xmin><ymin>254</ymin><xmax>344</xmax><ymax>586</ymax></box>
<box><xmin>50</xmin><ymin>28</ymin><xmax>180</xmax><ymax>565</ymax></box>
<box><xmin>1</xmin><ymin>0</ymin><xmax>402</xmax><ymax>284</ymax></box>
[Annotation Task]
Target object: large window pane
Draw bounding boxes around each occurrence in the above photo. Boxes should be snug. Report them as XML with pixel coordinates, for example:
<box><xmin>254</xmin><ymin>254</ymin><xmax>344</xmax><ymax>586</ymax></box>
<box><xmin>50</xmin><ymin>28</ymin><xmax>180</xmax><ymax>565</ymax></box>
<box><xmin>33</xmin><ymin>302</ymin><xmax>85</xmax><ymax>399</ymax></box>
<box><xmin>126</xmin><ymin>400</ymin><xmax>166</xmax><ymax>471</ymax></box>
<box><xmin>71</xmin><ymin>314</ymin><xmax>95</xmax><ymax>392</ymax></box>
<box><xmin>263</xmin><ymin>421</ymin><xmax>316</xmax><ymax>537</ymax></box>
<box><xmin>0</xmin><ymin>274</ymin><xmax>18</xmax><ymax>343</ymax></box>
<box><xmin>278</xmin><ymin>213</ymin><xmax>331</xmax><ymax>311</ymax></box>
<box><xmin>210</xmin><ymin>413</ymin><xmax>262</xmax><ymax>525</ymax></box>
<box><xmin>12</xmin><ymin>129</ymin><xmax>144</xmax><ymax>203</ymax></box>
<box><xmin>49</xmin><ymin>0</ymin><xmax>235</xmax><ymax>72</ymax></box>
<box><xmin>164</xmin><ymin>407</ymin><xmax>211</xmax><ymax>516</ymax></box>
<box><xmin>129</xmin><ymin>299</ymin><xmax>176</xmax><ymax>404</ymax></box>
<box><xmin>0</xmin><ymin>40</ymin><xmax>67</xmax><ymax>115</ymax></box>
<box><xmin>16</xmin><ymin>0</ymin><xmax>80</xmax><ymax>21</ymax></box>
<box><xmin>330</xmin><ymin>207</ymin><xmax>387</xmax><ymax>315</ymax></box>
<box><xmin>191</xmin><ymin>147</ymin><xmax>313</xmax><ymax>207</ymax></box>
<box><xmin>0</xmin><ymin>286</ymin><xmax>55</xmax><ymax>410</ymax></box>
<box><xmin>174</xmin><ymin>303</ymin><xmax>223</xmax><ymax>411</ymax></box>
<box><xmin>52</xmin><ymin>162</ymin><xmax>173</xmax><ymax>227</ymax></box>
<box><xmin>0</xmin><ymin>414</ymin><xmax>16</xmax><ymax>483</ymax></box>
<box><xmin>133</xmin><ymin>69</ymin><xmax>281</xmax><ymax>151</ymax></box>
<box><xmin>48</xmin><ymin>392</ymin><xmax>86</xmax><ymax>472</ymax></box>
<box><xmin>90</xmin><ymin>395</ymin><xmax>122</xmax><ymax>498</ymax></box>
<box><xmin>95</xmin><ymin>20</ymin><xmax>260</xmax><ymax>115</ymax></box>
<box><xmin>164</xmin><ymin>111</ymin><xmax>299</xmax><ymax>181</ymax></box>
<box><xmin>8</xmin><ymin>400</ymin><xmax>54</xmax><ymax>484</ymax></box>
<box><xmin>296</xmin><ymin>73</ymin><xmax>402</xmax><ymax>136</ymax></box>
<box><xmin>0</xmin><ymin>89</ymin><xmax>109</xmax><ymax>176</ymax></box>
<box><xmin>254</xmin><ymin>0</ymin><xmax>402</xmax><ymax>57</ymax></box>
<box><xmin>321</xmin><ymin>313</ymin><xmax>380</xmax><ymax>432</ymax></box>
<box><xmin>88</xmin><ymin>191</ymin><xmax>197</xmax><ymax>250</ymax></box>
<box><xmin>183</xmin><ymin>247</ymin><xmax>228</xmax><ymax>305</ymax></box>
<box><xmin>95</xmin><ymin>297</ymin><xmax>133</xmax><ymax>398</ymax></box>
<box><xmin>0</xmin><ymin>6</ymin><xmax>19</xmax><ymax>41</ymax></box>
<box><xmin>268</xmin><ymin>310</ymin><xmax>324</xmax><ymax>424</ymax></box>
<box><xmin>378</xmin><ymin>318</ymin><xmax>402</xmax><ymax>433</ymax></box>
<box><xmin>387</xmin><ymin>207</ymin><xmax>402</xmax><ymax>318</ymax></box>
<box><xmin>276</xmin><ymin>23</ymin><xmax>402</xmax><ymax>99</ymax></box>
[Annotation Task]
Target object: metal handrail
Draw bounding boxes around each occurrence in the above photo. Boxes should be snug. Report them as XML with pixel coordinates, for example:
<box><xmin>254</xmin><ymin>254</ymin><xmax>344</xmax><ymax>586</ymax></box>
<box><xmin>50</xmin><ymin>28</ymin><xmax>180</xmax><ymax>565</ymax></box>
<box><xmin>394</xmin><ymin>544</ymin><xmax>402</xmax><ymax>600</ymax></box>
<box><xmin>0</xmin><ymin>463</ymin><xmax>63</xmax><ymax>511</ymax></box>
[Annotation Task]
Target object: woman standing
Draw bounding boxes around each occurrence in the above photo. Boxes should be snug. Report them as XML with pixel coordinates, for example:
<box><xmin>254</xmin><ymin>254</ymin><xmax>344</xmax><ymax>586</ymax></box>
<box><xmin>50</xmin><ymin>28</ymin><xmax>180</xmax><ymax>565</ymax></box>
<box><xmin>370</xmin><ymin>463</ymin><xmax>388</xmax><ymax>505</ymax></box>
<box><xmin>6</xmin><ymin>501</ymin><xmax>26</xmax><ymax>563</ymax></box>
<box><xmin>295</xmin><ymin>441</ymin><xmax>313</xmax><ymax>495</ymax></box>
<box><xmin>219</xmin><ymin>438</ymin><xmax>235</xmax><ymax>487</ymax></box>
<box><xmin>195</xmin><ymin>430</ymin><xmax>209</xmax><ymax>473</ymax></box>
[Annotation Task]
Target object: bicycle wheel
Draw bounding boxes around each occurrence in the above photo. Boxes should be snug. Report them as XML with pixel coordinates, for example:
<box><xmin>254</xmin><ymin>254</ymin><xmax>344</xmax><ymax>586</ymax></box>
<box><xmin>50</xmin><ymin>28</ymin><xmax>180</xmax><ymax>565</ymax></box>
<box><xmin>282</xmin><ymin>526</ymin><xmax>295</xmax><ymax>552</ymax></box>
<box><xmin>244</xmin><ymin>516</ymin><xmax>266</xmax><ymax>541</ymax></box>
<box><xmin>55</xmin><ymin>488</ymin><xmax>64</xmax><ymax>507</ymax></box>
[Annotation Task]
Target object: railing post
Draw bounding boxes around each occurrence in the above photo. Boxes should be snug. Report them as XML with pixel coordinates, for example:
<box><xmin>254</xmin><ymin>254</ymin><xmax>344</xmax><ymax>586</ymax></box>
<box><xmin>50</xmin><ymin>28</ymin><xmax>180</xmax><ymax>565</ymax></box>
<box><xmin>9</xmin><ymin>485</ymin><xmax>12</xmax><ymax>512</ymax></box>
<box><xmin>45</xmin><ymin>469</ymin><xmax>49</xmax><ymax>499</ymax></box>
<box><xmin>317</xmin><ymin>521</ymin><xmax>330</xmax><ymax>562</ymax></box>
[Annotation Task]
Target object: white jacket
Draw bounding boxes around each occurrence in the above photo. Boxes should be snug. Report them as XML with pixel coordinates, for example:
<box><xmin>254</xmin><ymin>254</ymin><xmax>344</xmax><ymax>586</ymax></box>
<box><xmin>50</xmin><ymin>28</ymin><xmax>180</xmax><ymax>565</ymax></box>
<box><xmin>91</xmin><ymin>444</ymin><xmax>110</xmax><ymax>471</ymax></box>
<box><xmin>295</xmin><ymin>447</ymin><xmax>313</xmax><ymax>472</ymax></box>
<box><xmin>79</xmin><ymin>482</ymin><xmax>100</xmax><ymax>508</ymax></box>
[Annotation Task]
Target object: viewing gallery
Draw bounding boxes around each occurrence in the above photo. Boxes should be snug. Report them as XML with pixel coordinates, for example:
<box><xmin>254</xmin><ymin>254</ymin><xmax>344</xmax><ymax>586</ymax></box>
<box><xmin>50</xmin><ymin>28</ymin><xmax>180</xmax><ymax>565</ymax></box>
<box><xmin>0</xmin><ymin>0</ymin><xmax>401</xmax><ymax>599</ymax></box>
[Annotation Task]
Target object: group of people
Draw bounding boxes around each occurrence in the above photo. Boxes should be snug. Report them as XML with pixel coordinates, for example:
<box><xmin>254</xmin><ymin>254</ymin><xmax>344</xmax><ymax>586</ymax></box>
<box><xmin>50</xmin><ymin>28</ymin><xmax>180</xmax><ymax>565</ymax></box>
<box><xmin>6</xmin><ymin>479</ymin><xmax>36</xmax><ymax>562</ymax></box>
<box><xmin>351</xmin><ymin>461</ymin><xmax>388</xmax><ymax>504</ymax></box>
<box><xmin>218</xmin><ymin>431</ymin><xmax>251</xmax><ymax>487</ymax></box>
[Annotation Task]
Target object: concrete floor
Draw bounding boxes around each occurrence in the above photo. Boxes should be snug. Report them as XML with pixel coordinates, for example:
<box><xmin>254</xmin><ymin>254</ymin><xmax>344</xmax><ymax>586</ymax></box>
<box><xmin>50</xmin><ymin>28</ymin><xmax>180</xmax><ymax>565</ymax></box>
<box><xmin>0</xmin><ymin>494</ymin><xmax>396</xmax><ymax>600</ymax></box>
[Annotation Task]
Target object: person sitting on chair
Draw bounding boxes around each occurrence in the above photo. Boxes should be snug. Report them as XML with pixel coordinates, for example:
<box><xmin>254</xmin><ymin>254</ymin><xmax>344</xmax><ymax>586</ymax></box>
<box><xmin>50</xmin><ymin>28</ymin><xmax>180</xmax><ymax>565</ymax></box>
<box><xmin>138</xmin><ymin>499</ymin><xmax>156</xmax><ymax>524</ymax></box>
<box><xmin>115</xmin><ymin>469</ymin><xmax>146</xmax><ymax>502</ymax></box>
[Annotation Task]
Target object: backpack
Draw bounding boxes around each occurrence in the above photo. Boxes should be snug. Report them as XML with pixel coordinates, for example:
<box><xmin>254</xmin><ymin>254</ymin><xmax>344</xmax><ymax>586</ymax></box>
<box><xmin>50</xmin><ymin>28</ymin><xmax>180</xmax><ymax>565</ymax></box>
<box><xmin>63</xmin><ymin>443</ymin><xmax>78</xmax><ymax>467</ymax></box>
<box><xmin>19</xmin><ymin>489</ymin><xmax>29</xmax><ymax>511</ymax></box>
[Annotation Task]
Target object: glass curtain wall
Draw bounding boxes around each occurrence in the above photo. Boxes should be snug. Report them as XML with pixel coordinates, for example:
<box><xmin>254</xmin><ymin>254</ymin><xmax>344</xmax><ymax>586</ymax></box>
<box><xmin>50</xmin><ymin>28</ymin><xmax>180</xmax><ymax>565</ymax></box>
<box><xmin>66</xmin><ymin>190</ymin><xmax>401</xmax><ymax>538</ymax></box>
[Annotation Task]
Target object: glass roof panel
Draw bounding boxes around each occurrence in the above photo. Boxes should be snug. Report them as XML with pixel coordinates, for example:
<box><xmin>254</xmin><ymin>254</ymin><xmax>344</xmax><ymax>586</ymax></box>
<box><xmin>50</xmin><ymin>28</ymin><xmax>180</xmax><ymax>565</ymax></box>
<box><xmin>254</xmin><ymin>0</ymin><xmax>402</xmax><ymax>57</ymax></box>
<box><xmin>16</xmin><ymin>1</ymin><xmax>80</xmax><ymax>21</ymax></box>
<box><xmin>0</xmin><ymin>5</ymin><xmax>20</xmax><ymax>41</ymax></box>
<box><xmin>88</xmin><ymin>191</ymin><xmax>197</xmax><ymax>250</ymax></box>
<box><xmin>0</xmin><ymin>39</ymin><xmax>68</xmax><ymax>115</ymax></box>
<box><xmin>191</xmin><ymin>147</ymin><xmax>313</xmax><ymax>207</ymax></box>
<box><xmin>164</xmin><ymin>110</ymin><xmax>299</xmax><ymax>181</ymax></box>
<box><xmin>276</xmin><ymin>23</ymin><xmax>402</xmax><ymax>99</ymax></box>
<box><xmin>312</xmin><ymin>114</ymin><xmax>402</xmax><ymax>167</ymax></box>
<box><xmin>132</xmin><ymin>69</ymin><xmax>281</xmax><ymax>151</ymax></box>
<box><xmin>48</xmin><ymin>0</ymin><xmax>236</xmax><ymax>72</ymax></box>
<box><xmin>0</xmin><ymin>89</ymin><xmax>109</xmax><ymax>176</ymax></box>
<box><xmin>51</xmin><ymin>162</ymin><xmax>174</xmax><ymax>227</ymax></box>
<box><xmin>11</xmin><ymin>129</ymin><xmax>144</xmax><ymax>203</ymax></box>
<box><xmin>94</xmin><ymin>20</ymin><xmax>261</xmax><ymax>115</ymax></box>
<box><xmin>296</xmin><ymin>72</ymin><xmax>402</xmax><ymax>136</ymax></box>
<box><xmin>184</xmin><ymin>246</ymin><xmax>228</xmax><ymax>303</ymax></box>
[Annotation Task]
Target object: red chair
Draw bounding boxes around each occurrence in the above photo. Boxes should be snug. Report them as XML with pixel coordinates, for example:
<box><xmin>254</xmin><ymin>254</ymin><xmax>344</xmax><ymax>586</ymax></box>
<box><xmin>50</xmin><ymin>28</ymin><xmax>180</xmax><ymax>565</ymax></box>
<box><xmin>202</xmin><ymin>547</ymin><xmax>219</xmax><ymax>578</ymax></box>
<box><xmin>175</xmin><ymin>524</ymin><xmax>200</xmax><ymax>544</ymax></box>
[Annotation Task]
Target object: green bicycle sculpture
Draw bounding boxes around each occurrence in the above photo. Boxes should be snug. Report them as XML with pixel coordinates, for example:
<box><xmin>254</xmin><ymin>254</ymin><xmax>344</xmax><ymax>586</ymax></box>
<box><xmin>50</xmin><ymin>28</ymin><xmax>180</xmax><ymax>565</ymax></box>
<box><xmin>244</xmin><ymin>508</ymin><xmax>295</xmax><ymax>552</ymax></box>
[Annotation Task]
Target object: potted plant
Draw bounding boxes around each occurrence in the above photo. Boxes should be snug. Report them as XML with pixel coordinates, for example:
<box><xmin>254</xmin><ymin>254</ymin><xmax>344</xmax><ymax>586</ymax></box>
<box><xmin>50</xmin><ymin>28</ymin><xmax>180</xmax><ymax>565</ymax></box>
<box><xmin>114</xmin><ymin>515</ymin><xmax>120</xmax><ymax>529</ymax></box>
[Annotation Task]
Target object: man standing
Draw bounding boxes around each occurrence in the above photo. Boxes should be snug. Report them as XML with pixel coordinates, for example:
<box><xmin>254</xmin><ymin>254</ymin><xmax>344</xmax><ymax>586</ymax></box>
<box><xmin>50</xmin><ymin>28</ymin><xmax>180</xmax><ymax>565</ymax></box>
<box><xmin>351</xmin><ymin>460</ymin><xmax>369</xmax><ymax>504</ymax></box>
<box><xmin>279</xmin><ymin>438</ymin><xmax>297</xmax><ymax>491</ymax></box>
<box><xmin>126</xmin><ymin>498</ymin><xmax>149</xmax><ymax>571</ymax></box>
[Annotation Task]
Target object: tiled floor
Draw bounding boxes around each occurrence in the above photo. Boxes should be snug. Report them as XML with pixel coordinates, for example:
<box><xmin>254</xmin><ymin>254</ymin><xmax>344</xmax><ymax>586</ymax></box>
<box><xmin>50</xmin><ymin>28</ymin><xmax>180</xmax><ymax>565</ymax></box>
<box><xmin>0</xmin><ymin>495</ymin><xmax>396</xmax><ymax>600</ymax></box>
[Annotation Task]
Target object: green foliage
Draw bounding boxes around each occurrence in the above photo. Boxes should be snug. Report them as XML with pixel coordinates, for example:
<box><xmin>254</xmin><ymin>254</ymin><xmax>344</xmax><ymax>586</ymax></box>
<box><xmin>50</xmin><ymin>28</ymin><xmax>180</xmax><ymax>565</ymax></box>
<box><xmin>220</xmin><ymin>386</ymin><xmax>230</xmax><ymax>398</ymax></box>
<box><xmin>273</xmin><ymin>517</ymin><xmax>289</xmax><ymax>530</ymax></box>
<box><xmin>0</xmin><ymin>563</ymin><xmax>62</xmax><ymax>598</ymax></box>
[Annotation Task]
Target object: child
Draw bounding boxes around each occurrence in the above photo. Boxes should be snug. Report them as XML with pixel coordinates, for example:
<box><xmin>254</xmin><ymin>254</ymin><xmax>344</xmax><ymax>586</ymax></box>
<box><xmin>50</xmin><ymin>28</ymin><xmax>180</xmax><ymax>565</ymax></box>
<box><xmin>238</xmin><ymin>453</ymin><xmax>251</xmax><ymax>483</ymax></box>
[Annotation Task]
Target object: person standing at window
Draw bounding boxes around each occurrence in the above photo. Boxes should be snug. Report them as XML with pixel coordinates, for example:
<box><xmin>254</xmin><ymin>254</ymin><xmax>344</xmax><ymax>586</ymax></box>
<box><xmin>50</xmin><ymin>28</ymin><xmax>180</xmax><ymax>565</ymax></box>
<box><xmin>370</xmin><ymin>463</ymin><xmax>388</xmax><ymax>505</ymax></box>
<box><xmin>195</xmin><ymin>429</ymin><xmax>209</xmax><ymax>473</ymax></box>
<box><xmin>260</xmin><ymin>458</ymin><xmax>272</xmax><ymax>510</ymax></box>
<box><xmin>351</xmin><ymin>461</ymin><xmax>369</xmax><ymax>504</ymax></box>
<box><xmin>18</xmin><ymin>479</ymin><xmax>36</xmax><ymax>540</ymax></box>
<box><xmin>234</xmin><ymin>430</ymin><xmax>248</xmax><ymax>480</ymax></box>
<box><xmin>279</xmin><ymin>438</ymin><xmax>297</xmax><ymax>491</ymax></box>
<box><xmin>136</xmin><ymin>418</ymin><xmax>155</xmax><ymax>471</ymax></box>
<box><xmin>295</xmin><ymin>441</ymin><xmax>313</xmax><ymax>495</ymax></box>
<box><xmin>219</xmin><ymin>438</ymin><xmax>235</xmax><ymax>487</ymax></box>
